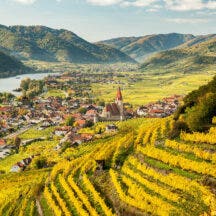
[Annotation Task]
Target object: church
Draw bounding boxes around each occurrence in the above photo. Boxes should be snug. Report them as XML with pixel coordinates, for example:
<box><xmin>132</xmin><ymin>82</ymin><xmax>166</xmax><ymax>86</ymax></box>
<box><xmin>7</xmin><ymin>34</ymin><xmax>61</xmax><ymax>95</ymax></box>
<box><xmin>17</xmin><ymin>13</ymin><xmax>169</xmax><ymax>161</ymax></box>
<box><xmin>100</xmin><ymin>87</ymin><xmax>125</xmax><ymax>121</ymax></box>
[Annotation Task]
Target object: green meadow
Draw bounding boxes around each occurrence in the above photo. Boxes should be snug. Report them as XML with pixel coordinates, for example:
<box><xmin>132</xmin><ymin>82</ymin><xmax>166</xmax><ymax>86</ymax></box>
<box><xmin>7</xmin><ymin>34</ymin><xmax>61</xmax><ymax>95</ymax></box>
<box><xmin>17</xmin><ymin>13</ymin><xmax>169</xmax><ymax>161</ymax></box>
<box><xmin>43</xmin><ymin>89</ymin><xmax>67</xmax><ymax>99</ymax></box>
<box><xmin>92</xmin><ymin>70</ymin><xmax>216</xmax><ymax>107</ymax></box>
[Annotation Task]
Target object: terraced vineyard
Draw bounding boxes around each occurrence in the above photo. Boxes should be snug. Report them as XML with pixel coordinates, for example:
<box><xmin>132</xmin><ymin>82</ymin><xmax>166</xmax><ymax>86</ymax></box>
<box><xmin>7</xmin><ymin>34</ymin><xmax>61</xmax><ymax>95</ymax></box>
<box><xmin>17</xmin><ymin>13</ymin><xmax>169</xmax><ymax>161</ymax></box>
<box><xmin>0</xmin><ymin>117</ymin><xmax>216</xmax><ymax>215</ymax></box>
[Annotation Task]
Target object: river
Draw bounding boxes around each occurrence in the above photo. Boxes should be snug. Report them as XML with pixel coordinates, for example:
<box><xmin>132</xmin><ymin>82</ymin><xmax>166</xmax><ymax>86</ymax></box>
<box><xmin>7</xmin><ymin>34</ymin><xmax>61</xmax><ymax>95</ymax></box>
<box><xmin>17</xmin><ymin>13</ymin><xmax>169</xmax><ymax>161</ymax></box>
<box><xmin>0</xmin><ymin>73</ymin><xmax>60</xmax><ymax>95</ymax></box>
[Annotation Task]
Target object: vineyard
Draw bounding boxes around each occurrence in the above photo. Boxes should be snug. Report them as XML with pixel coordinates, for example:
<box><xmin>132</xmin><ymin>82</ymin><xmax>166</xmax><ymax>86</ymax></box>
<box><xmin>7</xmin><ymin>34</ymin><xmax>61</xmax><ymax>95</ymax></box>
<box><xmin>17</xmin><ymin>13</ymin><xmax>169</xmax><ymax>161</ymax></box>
<box><xmin>0</xmin><ymin>117</ymin><xmax>216</xmax><ymax>215</ymax></box>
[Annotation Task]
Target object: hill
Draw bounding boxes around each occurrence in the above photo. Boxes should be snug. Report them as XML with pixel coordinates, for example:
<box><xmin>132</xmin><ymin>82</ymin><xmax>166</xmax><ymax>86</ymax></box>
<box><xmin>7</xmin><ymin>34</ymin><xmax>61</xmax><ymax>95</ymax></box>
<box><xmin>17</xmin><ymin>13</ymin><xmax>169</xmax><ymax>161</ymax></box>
<box><xmin>140</xmin><ymin>37</ymin><xmax>216</xmax><ymax>74</ymax></box>
<box><xmin>174</xmin><ymin>75</ymin><xmax>216</xmax><ymax>132</ymax></box>
<box><xmin>1</xmin><ymin>117</ymin><xmax>216</xmax><ymax>215</ymax></box>
<box><xmin>0</xmin><ymin>25</ymin><xmax>136</xmax><ymax>64</ymax></box>
<box><xmin>99</xmin><ymin>33</ymin><xmax>195</xmax><ymax>62</ymax></box>
<box><xmin>0</xmin><ymin>75</ymin><xmax>216</xmax><ymax>215</ymax></box>
<box><xmin>0</xmin><ymin>51</ymin><xmax>31</xmax><ymax>78</ymax></box>
<box><xmin>179</xmin><ymin>34</ymin><xmax>216</xmax><ymax>48</ymax></box>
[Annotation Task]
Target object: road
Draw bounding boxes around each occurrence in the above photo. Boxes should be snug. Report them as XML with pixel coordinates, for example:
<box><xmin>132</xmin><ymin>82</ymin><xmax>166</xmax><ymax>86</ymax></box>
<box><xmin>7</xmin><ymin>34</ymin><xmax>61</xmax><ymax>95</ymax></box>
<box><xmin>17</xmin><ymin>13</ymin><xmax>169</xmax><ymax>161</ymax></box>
<box><xmin>3</xmin><ymin>124</ymin><xmax>35</xmax><ymax>139</ymax></box>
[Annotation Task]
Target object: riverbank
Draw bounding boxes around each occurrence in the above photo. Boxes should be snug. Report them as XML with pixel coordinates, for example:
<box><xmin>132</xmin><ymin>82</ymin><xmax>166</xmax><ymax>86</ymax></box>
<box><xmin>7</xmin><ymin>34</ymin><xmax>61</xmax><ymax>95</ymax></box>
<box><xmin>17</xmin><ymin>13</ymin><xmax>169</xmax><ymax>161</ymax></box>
<box><xmin>0</xmin><ymin>72</ymin><xmax>60</xmax><ymax>95</ymax></box>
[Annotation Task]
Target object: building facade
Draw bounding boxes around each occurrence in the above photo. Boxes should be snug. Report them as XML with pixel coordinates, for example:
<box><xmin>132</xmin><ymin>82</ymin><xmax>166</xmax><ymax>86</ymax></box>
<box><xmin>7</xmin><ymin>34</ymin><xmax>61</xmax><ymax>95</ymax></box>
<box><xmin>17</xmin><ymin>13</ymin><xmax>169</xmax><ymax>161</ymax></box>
<box><xmin>101</xmin><ymin>87</ymin><xmax>125</xmax><ymax>121</ymax></box>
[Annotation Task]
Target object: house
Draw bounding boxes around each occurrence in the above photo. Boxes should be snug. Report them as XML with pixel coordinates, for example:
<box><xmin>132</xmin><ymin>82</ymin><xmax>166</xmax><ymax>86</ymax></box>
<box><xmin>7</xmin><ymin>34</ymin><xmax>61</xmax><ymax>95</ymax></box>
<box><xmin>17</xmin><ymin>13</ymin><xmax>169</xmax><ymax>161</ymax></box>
<box><xmin>0</xmin><ymin>106</ymin><xmax>11</xmax><ymax>113</ymax></box>
<box><xmin>106</xmin><ymin>124</ymin><xmax>118</xmax><ymax>132</ymax></box>
<box><xmin>10</xmin><ymin>164</ymin><xmax>22</xmax><ymax>172</ymax></box>
<box><xmin>0</xmin><ymin>139</ymin><xmax>6</xmax><ymax>149</ymax></box>
<box><xmin>149</xmin><ymin>109</ymin><xmax>165</xmax><ymax>118</ymax></box>
<box><xmin>85</xmin><ymin>109</ymin><xmax>98</xmax><ymax>117</ymax></box>
<box><xmin>85</xmin><ymin>104</ymin><xmax>98</xmax><ymax>111</ymax></box>
<box><xmin>38</xmin><ymin>119</ymin><xmax>55</xmax><ymax>130</ymax></box>
<box><xmin>42</xmin><ymin>119</ymin><xmax>54</xmax><ymax>127</ymax></box>
<box><xmin>10</xmin><ymin>156</ymin><xmax>34</xmax><ymax>172</ymax></box>
<box><xmin>10</xmin><ymin>162</ymin><xmax>25</xmax><ymax>172</ymax></box>
<box><xmin>75</xmin><ymin>119</ymin><xmax>86</xmax><ymax>128</ymax></box>
<box><xmin>54</xmin><ymin>126</ymin><xmax>72</xmax><ymax>136</ymax></box>
<box><xmin>72</xmin><ymin>113</ymin><xmax>83</xmax><ymax>119</ymax></box>
<box><xmin>137</xmin><ymin>95</ymin><xmax>182</xmax><ymax>118</ymax></box>
<box><xmin>0</xmin><ymin>149</ymin><xmax>11</xmax><ymax>159</ymax></box>
<box><xmin>81</xmin><ymin>133</ymin><xmax>93</xmax><ymax>142</ymax></box>
<box><xmin>23</xmin><ymin>157</ymin><xmax>32</xmax><ymax>165</ymax></box>
<box><xmin>137</xmin><ymin>106</ymin><xmax>148</xmax><ymax>116</ymax></box>
<box><xmin>72</xmin><ymin>135</ymin><xmax>83</xmax><ymax>145</ymax></box>
<box><xmin>71</xmin><ymin>102</ymin><xmax>79</xmax><ymax>109</ymax></box>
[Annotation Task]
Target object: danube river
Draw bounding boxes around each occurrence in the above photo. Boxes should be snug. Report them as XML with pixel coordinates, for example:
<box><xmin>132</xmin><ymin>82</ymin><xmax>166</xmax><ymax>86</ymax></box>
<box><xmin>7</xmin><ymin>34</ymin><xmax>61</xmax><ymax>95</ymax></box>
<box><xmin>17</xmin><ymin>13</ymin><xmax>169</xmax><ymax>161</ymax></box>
<box><xmin>0</xmin><ymin>73</ymin><xmax>59</xmax><ymax>95</ymax></box>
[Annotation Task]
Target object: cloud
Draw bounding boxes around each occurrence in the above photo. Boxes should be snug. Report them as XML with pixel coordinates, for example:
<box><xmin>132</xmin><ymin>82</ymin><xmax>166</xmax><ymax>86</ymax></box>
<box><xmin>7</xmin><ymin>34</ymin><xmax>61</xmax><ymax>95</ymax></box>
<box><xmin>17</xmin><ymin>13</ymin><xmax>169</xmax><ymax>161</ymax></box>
<box><xmin>86</xmin><ymin>0</ymin><xmax>216</xmax><ymax>11</ymax></box>
<box><xmin>122</xmin><ymin>0</ymin><xmax>158</xmax><ymax>7</ymax></box>
<box><xmin>13</xmin><ymin>0</ymin><xmax>37</xmax><ymax>4</ymax></box>
<box><xmin>13</xmin><ymin>0</ymin><xmax>62</xmax><ymax>4</ymax></box>
<box><xmin>146</xmin><ymin>8</ymin><xmax>159</xmax><ymax>12</ymax></box>
<box><xmin>166</xmin><ymin>18</ymin><xmax>210</xmax><ymax>24</ymax></box>
<box><xmin>164</xmin><ymin>0</ymin><xmax>216</xmax><ymax>11</ymax></box>
<box><xmin>86</xmin><ymin>0</ymin><xmax>158</xmax><ymax>7</ymax></box>
<box><xmin>86</xmin><ymin>0</ymin><xmax>122</xmax><ymax>6</ymax></box>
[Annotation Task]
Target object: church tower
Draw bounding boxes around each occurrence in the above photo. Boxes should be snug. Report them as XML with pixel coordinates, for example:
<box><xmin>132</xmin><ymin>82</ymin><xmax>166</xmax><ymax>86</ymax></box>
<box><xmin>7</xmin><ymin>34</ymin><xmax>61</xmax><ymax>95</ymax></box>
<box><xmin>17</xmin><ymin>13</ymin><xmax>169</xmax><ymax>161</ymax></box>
<box><xmin>115</xmin><ymin>87</ymin><xmax>124</xmax><ymax>120</ymax></box>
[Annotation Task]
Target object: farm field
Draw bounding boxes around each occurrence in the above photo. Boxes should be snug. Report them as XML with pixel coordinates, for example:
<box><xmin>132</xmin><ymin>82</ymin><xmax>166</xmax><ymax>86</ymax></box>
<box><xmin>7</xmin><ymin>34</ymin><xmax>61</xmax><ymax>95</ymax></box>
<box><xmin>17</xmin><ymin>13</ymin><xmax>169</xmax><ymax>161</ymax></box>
<box><xmin>1</xmin><ymin>117</ymin><xmax>215</xmax><ymax>215</ymax></box>
<box><xmin>92</xmin><ymin>70</ymin><xmax>215</xmax><ymax>106</ymax></box>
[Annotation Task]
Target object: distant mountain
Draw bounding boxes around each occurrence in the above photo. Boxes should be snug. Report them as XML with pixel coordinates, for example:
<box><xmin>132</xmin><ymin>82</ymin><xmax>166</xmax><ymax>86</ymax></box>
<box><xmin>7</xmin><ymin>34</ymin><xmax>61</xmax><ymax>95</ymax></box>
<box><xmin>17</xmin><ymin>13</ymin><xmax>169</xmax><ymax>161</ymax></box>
<box><xmin>178</xmin><ymin>34</ymin><xmax>216</xmax><ymax>48</ymax></box>
<box><xmin>99</xmin><ymin>33</ymin><xmax>195</xmax><ymax>62</ymax></box>
<box><xmin>0</xmin><ymin>25</ymin><xmax>135</xmax><ymax>64</ymax></box>
<box><xmin>140</xmin><ymin>37</ymin><xmax>216</xmax><ymax>73</ymax></box>
<box><xmin>0</xmin><ymin>51</ymin><xmax>31</xmax><ymax>78</ymax></box>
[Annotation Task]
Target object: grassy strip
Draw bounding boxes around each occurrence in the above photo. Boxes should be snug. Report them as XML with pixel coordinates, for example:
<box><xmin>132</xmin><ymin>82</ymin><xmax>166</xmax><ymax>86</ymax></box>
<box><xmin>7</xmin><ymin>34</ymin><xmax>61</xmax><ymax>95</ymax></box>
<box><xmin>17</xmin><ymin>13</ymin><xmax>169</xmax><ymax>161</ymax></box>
<box><xmin>141</xmin><ymin>154</ymin><xmax>201</xmax><ymax>179</ymax></box>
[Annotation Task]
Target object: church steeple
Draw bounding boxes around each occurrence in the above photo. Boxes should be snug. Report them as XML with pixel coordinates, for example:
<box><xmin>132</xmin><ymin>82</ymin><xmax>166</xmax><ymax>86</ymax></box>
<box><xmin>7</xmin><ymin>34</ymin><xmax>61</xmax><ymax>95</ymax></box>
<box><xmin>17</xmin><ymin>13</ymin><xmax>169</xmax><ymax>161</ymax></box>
<box><xmin>115</xmin><ymin>87</ymin><xmax>124</xmax><ymax>121</ymax></box>
<box><xmin>116</xmin><ymin>87</ymin><xmax>123</xmax><ymax>101</ymax></box>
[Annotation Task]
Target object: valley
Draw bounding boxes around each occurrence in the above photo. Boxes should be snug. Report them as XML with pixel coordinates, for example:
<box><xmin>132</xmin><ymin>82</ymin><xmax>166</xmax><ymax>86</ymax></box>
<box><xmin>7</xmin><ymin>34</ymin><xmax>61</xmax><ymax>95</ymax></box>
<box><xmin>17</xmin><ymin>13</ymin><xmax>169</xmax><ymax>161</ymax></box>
<box><xmin>0</xmin><ymin>24</ymin><xmax>215</xmax><ymax>216</ymax></box>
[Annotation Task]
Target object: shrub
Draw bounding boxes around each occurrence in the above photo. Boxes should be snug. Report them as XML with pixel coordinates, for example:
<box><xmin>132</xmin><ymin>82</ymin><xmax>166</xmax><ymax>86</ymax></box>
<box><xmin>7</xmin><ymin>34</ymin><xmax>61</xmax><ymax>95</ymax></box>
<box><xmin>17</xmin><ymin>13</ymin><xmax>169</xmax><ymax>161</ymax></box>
<box><xmin>185</xmin><ymin>93</ymin><xmax>216</xmax><ymax>131</ymax></box>
<box><xmin>168</xmin><ymin>121</ymin><xmax>189</xmax><ymax>138</ymax></box>
<box><xmin>32</xmin><ymin>157</ymin><xmax>47</xmax><ymax>169</ymax></box>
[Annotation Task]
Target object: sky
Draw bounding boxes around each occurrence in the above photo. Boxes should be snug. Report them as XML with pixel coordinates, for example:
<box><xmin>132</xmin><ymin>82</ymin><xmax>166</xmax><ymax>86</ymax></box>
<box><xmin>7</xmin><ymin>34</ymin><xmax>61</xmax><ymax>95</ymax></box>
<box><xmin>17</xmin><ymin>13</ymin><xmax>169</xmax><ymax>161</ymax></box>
<box><xmin>0</xmin><ymin>0</ymin><xmax>215</xmax><ymax>42</ymax></box>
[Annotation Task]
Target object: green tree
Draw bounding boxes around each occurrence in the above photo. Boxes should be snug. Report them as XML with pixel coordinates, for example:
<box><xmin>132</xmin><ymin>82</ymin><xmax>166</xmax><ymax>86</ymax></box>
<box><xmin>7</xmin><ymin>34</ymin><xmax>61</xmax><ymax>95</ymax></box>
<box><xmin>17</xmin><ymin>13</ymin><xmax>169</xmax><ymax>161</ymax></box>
<box><xmin>65</xmin><ymin>116</ymin><xmax>75</xmax><ymax>126</ymax></box>
<box><xmin>32</xmin><ymin>157</ymin><xmax>47</xmax><ymax>169</ymax></box>
<box><xmin>97</xmin><ymin>100</ymin><xmax>105</xmax><ymax>106</ymax></box>
<box><xmin>20</xmin><ymin>78</ymin><xmax>31</xmax><ymax>91</ymax></box>
<box><xmin>185</xmin><ymin>93</ymin><xmax>216</xmax><ymax>131</ymax></box>
<box><xmin>85</xmin><ymin>120</ymin><xmax>94</xmax><ymax>128</ymax></box>
<box><xmin>78</xmin><ymin>107</ymin><xmax>87</xmax><ymax>114</ymax></box>
<box><xmin>14</xmin><ymin>136</ymin><xmax>21</xmax><ymax>153</ymax></box>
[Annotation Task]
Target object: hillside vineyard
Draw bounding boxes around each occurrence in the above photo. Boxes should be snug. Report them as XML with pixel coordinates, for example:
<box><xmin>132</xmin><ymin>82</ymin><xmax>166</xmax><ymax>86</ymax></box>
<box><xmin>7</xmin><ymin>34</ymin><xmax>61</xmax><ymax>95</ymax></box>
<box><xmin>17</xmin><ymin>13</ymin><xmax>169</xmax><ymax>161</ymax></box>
<box><xmin>1</xmin><ymin>117</ymin><xmax>216</xmax><ymax>215</ymax></box>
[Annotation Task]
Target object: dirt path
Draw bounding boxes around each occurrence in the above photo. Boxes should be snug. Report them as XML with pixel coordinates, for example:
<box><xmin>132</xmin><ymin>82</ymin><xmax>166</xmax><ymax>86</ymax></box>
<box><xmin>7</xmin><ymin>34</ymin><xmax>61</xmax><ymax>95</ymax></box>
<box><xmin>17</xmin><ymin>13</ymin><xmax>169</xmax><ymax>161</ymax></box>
<box><xmin>36</xmin><ymin>198</ymin><xmax>43</xmax><ymax>216</ymax></box>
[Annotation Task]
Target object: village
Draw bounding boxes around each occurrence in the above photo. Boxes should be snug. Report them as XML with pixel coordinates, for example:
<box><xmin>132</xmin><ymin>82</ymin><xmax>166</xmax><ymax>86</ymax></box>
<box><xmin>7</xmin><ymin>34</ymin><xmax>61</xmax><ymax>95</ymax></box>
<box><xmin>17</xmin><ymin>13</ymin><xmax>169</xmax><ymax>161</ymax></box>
<box><xmin>0</xmin><ymin>73</ymin><xmax>183</xmax><ymax>172</ymax></box>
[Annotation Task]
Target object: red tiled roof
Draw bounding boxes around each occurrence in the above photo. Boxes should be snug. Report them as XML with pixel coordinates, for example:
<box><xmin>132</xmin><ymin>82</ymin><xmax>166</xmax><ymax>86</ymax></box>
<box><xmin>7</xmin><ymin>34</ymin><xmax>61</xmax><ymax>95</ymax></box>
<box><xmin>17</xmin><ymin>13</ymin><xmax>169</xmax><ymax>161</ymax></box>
<box><xmin>0</xmin><ymin>106</ymin><xmax>11</xmax><ymax>112</ymax></box>
<box><xmin>149</xmin><ymin>109</ymin><xmax>164</xmax><ymax>114</ymax></box>
<box><xmin>105</xmin><ymin>103</ymin><xmax>120</xmax><ymax>116</ymax></box>
<box><xmin>76</xmin><ymin>119</ymin><xmax>86</xmax><ymax>126</ymax></box>
<box><xmin>55</xmin><ymin>126</ymin><xmax>72</xmax><ymax>131</ymax></box>
<box><xmin>72</xmin><ymin>113</ymin><xmax>82</xmax><ymax>119</ymax></box>
<box><xmin>86</xmin><ymin>109</ymin><xmax>97</xmax><ymax>116</ymax></box>
<box><xmin>0</xmin><ymin>139</ymin><xmax>6</xmax><ymax>146</ymax></box>
<box><xmin>81</xmin><ymin>133</ymin><xmax>93</xmax><ymax>140</ymax></box>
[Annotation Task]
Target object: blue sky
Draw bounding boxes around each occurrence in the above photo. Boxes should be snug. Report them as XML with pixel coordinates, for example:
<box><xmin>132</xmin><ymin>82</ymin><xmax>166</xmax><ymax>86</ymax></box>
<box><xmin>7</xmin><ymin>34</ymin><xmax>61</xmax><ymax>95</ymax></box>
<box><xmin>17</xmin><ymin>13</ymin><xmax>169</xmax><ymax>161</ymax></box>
<box><xmin>0</xmin><ymin>0</ymin><xmax>215</xmax><ymax>41</ymax></box>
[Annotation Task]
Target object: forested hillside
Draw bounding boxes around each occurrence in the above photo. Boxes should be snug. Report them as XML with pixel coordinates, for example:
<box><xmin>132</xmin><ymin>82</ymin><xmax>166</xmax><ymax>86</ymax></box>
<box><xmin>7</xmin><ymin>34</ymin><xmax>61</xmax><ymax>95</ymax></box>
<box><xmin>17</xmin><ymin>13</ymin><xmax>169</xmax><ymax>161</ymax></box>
<box><xmin>140</xmin><ymin>37</ymin><xmax>216</xmax><ymax>73</ymax></box>
<box><xmin>0</xmin><ymin>25</ymin><xmax>135</xmax><ymax>64</ymax></box>
<box><xmin>99</xmin><ymin>33</ymin><xmax>195</xmax><ymax>62</ymax></box>
<box><xmin>0</xmin><ymin>51</ymin><xmax>31</xmax><ymax>78</ymax></box>
<box><xmin>174</xmin><ymin>75</ymin><xmax>216</xmax><ymax>132</ymax></box>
